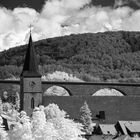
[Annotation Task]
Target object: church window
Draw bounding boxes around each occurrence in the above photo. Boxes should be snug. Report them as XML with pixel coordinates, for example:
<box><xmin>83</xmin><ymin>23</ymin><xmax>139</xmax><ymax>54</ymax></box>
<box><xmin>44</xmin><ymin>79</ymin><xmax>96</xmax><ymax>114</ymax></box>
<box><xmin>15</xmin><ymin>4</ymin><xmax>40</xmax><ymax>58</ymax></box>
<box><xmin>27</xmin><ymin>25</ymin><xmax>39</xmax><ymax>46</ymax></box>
<box><xmin>31</xmin><ymin>97</ymin><xmax>34</xmax><ymax>109</ymax></box>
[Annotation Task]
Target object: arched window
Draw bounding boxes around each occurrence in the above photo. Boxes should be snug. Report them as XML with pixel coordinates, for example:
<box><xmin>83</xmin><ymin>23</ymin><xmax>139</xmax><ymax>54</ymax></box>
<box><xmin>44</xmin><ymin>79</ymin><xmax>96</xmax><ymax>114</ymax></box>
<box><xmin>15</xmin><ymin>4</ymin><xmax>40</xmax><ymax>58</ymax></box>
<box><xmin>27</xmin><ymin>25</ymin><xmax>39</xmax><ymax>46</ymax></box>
<box><xmin>92</xmin><ymin>88</ymin><xmax>124</xmax><ymax>96</ymax></box>
<box><xmin>44</xmin><ymin>86</ymin><xmax>70</xmax><ymax>96</ymax></box>
<box><xmin>31</xmin><ymin>97</ymin><xmax>34</xmax><ymax>109</ymax></box>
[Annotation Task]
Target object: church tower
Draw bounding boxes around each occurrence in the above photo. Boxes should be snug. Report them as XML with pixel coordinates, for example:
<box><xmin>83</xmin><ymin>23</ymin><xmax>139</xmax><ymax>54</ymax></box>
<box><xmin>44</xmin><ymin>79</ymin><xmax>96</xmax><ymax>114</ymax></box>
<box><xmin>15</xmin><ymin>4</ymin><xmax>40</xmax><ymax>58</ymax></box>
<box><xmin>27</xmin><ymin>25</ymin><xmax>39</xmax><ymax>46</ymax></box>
<box><xmin>20</xmin><ymin>34</ymin><xmax>42</xmax><ymax>115</ymax></box>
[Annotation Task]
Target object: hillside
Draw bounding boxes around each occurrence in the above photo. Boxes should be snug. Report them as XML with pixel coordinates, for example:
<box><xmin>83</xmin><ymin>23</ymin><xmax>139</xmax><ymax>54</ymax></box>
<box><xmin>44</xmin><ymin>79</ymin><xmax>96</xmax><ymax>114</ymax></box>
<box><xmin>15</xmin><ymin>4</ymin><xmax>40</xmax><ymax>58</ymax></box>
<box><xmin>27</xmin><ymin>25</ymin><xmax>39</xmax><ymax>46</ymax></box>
<box><xmin>1</xmin><ymin>31</ymin><xmax>140</xmax><ymax>82</ymax></box>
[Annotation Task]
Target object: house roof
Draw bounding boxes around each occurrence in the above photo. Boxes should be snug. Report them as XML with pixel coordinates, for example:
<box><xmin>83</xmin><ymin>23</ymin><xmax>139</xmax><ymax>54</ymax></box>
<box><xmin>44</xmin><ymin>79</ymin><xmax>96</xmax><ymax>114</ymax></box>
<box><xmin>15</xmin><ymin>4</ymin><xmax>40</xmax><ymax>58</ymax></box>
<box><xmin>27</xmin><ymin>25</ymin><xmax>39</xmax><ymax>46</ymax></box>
<box><xmin>125</xmin><ymin>124</ymin><xmax>140</xmax><ymax>133</ymax></box>
<box><xmin>20</xmin><ymin>34</ymin><xmax>41</xmax><ymax>77</ymax></box>
<box><xmin>118</xmin><ymin>121</ymin><xmax>140</xmax><ymax>135</ymax></box>
<box><xmin>99</xmin><ymin>124</ymin><xmax>117</xmax><ymax>135</ymax></box>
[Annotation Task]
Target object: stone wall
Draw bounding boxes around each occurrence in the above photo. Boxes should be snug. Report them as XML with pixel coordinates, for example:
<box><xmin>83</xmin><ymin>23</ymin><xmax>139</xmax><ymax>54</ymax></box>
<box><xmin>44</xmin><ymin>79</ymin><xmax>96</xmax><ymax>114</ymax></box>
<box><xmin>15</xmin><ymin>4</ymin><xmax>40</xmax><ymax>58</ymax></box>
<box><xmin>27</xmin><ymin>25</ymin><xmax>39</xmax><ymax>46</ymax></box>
<box><xmin>43</xmin><ymin>96</ymin><xmax>140</xmax><ymax>123</ymax></box>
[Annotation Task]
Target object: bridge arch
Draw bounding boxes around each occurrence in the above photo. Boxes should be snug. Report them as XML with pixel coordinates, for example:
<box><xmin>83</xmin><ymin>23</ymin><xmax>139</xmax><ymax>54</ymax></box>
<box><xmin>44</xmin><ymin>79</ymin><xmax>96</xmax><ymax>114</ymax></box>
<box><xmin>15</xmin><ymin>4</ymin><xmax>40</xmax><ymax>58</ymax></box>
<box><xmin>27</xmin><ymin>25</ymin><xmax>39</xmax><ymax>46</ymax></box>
<box><xmin>43</xmin><ymin>85</ymin><xmax>71</xmax><ymax>96</ymax></box>
<box><xmin>92</xmin><ymin>88</ymin><xmax>126</xmax><ymax>96</ymax></box>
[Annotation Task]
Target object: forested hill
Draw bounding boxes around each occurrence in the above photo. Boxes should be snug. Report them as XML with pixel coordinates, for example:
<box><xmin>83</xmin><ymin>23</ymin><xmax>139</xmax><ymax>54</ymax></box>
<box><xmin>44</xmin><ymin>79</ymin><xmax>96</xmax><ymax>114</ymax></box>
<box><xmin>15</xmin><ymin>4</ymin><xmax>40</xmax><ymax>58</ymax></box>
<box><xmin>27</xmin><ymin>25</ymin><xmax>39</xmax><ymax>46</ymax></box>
<box><xmin>1</xmin><ymin>31</ymin><xmax>140</xmax><ymax>82</ymax></box>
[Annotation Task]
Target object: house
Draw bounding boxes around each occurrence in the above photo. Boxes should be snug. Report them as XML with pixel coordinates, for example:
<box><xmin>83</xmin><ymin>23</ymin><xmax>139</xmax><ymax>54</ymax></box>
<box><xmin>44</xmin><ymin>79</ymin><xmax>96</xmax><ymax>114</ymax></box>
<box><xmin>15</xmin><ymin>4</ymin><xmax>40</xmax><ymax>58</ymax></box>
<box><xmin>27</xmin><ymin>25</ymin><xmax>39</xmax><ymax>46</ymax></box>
<box><xmin>115</xmin><ymin>121</ymin><xmax>140</xmax><ymax>138</ymax></box>
<box><xmin>94</xmin><ymin>124</ymin><xmax>117</xmax><ymax>135</ymax></box>
<box><xmin>125</xmin><ymin>124</ymin><xmax>140</xmax><ymax>138</ymax></box>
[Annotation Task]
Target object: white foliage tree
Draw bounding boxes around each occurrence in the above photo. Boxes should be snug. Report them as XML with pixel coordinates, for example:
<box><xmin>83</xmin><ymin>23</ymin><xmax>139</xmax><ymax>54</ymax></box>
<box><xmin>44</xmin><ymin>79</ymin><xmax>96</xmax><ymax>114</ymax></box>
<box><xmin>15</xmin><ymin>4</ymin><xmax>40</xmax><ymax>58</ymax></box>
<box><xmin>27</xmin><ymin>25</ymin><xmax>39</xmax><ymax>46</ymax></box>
<box><xmin>80</xmin><ymin>101</ymin><xmax>93</xmax><ymax>135</ymax></box>
<box><xmin>44</xmin><ymin>103</ymin><xmax>85</xmax><ymax>140</ymax></box>
<box><xmin>9</xmin><ymin>111</ymin><xmax>33</xmax><ymax>140</ymax></box>
<box><xmin>42</xmin><ymin>71</ymin><xmax>83</xmax><ymax>82</ymax></box>
<box><xmin>4</xmin><ymin>104</ymin><xmax>86</xmax><ymax>140</ymax></box>
<box><xmin>14</xmin><ymin>92</ymin><xmax>20</xmax><ymax>111</ymax></box>
<box><xmin>31</xmin><ymin>106</ymin><xmax>50</xmax><ymax>140</ymax></box>
<box><xmin>44</xmin><ymin>103</ymin><xmax>67</xmax><ymax>120</ymax></box>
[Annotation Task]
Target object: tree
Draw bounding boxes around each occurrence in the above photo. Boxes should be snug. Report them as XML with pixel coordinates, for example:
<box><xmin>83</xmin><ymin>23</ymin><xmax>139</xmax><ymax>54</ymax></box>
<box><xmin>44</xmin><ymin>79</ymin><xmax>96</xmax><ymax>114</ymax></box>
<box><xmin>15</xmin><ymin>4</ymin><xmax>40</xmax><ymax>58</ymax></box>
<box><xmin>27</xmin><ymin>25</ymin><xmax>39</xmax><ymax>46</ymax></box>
<box><xmin>31</xmin><ymin>106</ymin><xmax>49</xmax><ymax>140</ymax></box>
<box><xmin>14</xmin><ymin>92</ymin><xmax>20</xmax><ymax>111</ymax></box>
<box><xmin>9</xmin><ymin>111</ymin><xmax>33</xmax><ymax>140</ymax></box>
<box><xmin>80</xmin><ymin>101</ymin><xmax>93</xmax><ymax>134</ymax></box>
<box><xmin>2</xmin><ymin>104</ymin><xmax>86</xmax><ymax>140</ymax></box>
<box><xmin>44</xmin><ymin>103</ymin><xmax>67</xmax><ymax>120</ymax></box>
<box><xmin>44</xmin><ymin>103</ymin><xmax>85</xmax><ymax>140</ymax></box>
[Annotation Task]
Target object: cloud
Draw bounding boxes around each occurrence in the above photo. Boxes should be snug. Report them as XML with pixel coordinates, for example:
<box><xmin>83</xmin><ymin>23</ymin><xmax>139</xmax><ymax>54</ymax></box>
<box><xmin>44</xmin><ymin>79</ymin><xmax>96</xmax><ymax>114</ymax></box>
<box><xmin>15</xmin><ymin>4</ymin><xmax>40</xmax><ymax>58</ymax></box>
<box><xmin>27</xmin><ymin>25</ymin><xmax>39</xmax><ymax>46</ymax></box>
<box><xmin>133</xmin><ymin>0</ymin><xmax>140</xmax><ymax>7</ymax></box>
<box><xmin>0</xmin><ymin>0</ymin><xmax>140</xmax><ymax>51</ymax></box>
<box><xmin>114</xmin><ymin>0</ymin><xmax>140</xmax><ymax>8</ymax></box>
<box><xmin>0</xmin><ymin>7</ymin><xmax>38</xmax><ymax>51</ymax></box>
<box><xmin>114</xmin><ymin>0</ymin><xmax>129</xmax><ymax>8</ymax></box>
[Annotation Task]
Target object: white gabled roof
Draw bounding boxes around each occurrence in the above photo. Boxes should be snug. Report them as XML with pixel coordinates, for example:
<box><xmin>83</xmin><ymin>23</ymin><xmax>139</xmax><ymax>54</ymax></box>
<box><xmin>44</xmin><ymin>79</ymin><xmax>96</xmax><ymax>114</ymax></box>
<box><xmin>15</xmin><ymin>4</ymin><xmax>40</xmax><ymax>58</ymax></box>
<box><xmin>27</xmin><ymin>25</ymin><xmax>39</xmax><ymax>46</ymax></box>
<box><xmin>118</xmin><ymin>121</ymin><xmax>140</xmax><ymax>134</ymax></box>
<box><xmin>125</xmin><ymin>124</ymin><xmax>140</xmax><ymax>133</ymax></box>
<box><xmin>99</xmin><ymin>124</ymin><xmax>117</xmax><ymax>135</ymax></box>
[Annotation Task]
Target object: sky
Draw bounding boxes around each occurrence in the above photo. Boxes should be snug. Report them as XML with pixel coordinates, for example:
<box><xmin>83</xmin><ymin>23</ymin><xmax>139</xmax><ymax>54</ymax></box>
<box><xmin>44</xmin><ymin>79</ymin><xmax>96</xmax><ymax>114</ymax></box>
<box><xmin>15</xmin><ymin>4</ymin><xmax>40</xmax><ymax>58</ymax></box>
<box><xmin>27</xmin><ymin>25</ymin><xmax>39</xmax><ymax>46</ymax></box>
<box><xmin>0</xmin><ymin>0</ymin><xmax>140</xmax><ymax>51</ymax></box>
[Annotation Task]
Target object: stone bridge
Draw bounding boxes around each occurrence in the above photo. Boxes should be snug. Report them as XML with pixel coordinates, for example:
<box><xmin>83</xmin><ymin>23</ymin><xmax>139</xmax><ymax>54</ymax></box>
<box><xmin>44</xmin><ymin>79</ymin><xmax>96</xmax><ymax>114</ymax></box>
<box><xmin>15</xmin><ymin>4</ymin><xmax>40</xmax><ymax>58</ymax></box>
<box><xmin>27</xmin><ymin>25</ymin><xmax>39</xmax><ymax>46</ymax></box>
<box><xmin>0</xmin><ymin>80</ymin><xmax>140</xmax><ymax>123</ymax></box>
<box><xmin>42</xmin><ymin>81</ymin><xmax>140</xmax><ymax>96</ymax></box>
<box><xmin>0</xmin><ymin>80</ymin><xmax>140</xmax><ymax>96</ymax></box>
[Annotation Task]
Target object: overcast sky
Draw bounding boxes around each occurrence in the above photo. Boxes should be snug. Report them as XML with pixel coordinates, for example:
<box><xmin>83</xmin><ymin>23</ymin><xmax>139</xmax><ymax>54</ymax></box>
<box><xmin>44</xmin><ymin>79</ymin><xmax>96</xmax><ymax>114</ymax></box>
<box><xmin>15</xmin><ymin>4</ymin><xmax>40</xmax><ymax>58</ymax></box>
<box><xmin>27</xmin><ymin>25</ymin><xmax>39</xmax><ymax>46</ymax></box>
<box><xmin>0</xmin><ymin>0</ymin><xmax>113</xmax><ymax>10</ymax></box>
<box><xmin>0</xmin><ymin>0</ymin><xmax>140</xmax><ymax>51</ymax></box>
<box><xmin>1</xmin><ymin>0</ymin><xmax>139</xmax><ymax>11</ymax></box>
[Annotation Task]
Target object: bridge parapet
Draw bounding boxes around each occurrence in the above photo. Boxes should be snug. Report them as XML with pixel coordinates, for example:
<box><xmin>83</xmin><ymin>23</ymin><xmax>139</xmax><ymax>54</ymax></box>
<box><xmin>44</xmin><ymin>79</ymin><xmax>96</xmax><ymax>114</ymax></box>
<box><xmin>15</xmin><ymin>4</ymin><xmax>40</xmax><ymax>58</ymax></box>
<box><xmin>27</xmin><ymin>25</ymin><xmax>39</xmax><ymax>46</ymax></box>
<box><xmin>0</xmin><ymin>80</ymin><xmax>139</xmax><ymax>97</ymax></box>
<box><xmin>42</xmin><ymin>81</ymin><xmax>140</xmax><ymax>96</ymax></box>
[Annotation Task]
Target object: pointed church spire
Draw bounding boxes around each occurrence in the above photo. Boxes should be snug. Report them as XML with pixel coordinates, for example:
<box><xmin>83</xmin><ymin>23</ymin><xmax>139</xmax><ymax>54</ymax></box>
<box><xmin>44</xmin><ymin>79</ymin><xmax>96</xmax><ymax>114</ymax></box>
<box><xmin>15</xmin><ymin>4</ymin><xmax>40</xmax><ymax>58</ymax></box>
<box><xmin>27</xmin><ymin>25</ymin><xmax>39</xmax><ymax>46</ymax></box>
<box><xmin>20</xmin><ymin>33</ymin><xmax>41</xmax><ymax>77</ymax></box>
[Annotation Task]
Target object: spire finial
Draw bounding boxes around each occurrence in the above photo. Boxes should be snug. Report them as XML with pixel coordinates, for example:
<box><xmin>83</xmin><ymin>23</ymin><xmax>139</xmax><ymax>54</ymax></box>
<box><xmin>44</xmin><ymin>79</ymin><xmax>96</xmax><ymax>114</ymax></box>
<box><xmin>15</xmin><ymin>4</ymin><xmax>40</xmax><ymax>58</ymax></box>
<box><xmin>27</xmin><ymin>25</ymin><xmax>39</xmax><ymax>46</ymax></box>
<box><xmin>28</xmin><ymin>24</ymin><xmax>33</xmax><ymax>43</ymax></box>
<box><xmin>29</xmin><ymin>24</ymin><xmax>32</xmax><ymax>35</ymax></box>
<box><xmin>20</xmin><ymin>23</ymin><xmax>41</xmax><ymax>77</ymax></box>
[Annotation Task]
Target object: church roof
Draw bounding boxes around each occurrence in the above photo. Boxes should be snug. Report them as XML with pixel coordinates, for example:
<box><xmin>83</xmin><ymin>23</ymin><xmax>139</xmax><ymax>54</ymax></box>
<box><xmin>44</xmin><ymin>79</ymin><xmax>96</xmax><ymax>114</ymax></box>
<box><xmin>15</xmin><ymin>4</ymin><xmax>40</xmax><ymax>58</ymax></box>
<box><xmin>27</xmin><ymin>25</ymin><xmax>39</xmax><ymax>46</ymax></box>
<box><xmin>20</xmin><ymin>34</ymin><xmax>41</xmax><ymax>77</ymax></box>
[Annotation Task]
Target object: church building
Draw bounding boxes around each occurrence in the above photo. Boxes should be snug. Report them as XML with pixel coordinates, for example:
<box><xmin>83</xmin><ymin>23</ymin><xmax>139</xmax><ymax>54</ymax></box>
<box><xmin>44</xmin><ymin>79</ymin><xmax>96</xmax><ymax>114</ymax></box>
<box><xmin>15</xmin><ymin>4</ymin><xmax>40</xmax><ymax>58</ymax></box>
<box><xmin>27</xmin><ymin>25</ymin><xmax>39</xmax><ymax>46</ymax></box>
<box><xmin>20</xmin><ymin>34</ymin><xmax>42</xmax><ymax>115</ymax></box>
